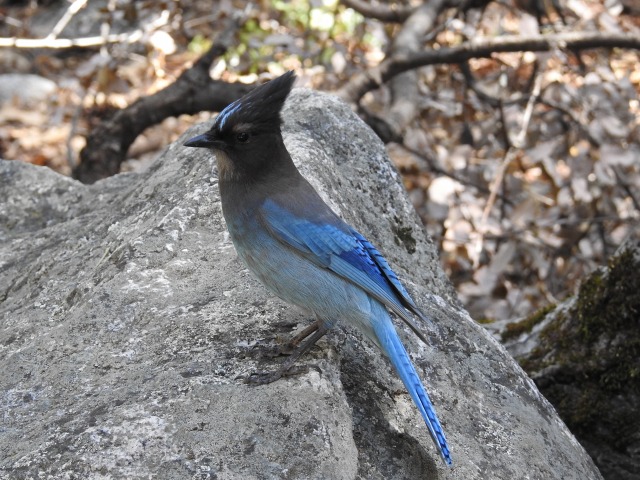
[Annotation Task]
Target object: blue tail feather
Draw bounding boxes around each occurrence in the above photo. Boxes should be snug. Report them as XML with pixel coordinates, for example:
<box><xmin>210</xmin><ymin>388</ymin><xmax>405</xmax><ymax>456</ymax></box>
<box><xmin>372</xmin><ymin>309</ymin><xmax>453</xmax><ymax>466</ymax></box>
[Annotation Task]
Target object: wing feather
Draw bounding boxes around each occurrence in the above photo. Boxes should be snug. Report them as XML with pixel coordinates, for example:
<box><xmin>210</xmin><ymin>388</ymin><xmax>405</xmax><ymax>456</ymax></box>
<box><xmin>260</xmin><ymin>200</ymin><xmax>430</xmax><ymax>344</ymax></box>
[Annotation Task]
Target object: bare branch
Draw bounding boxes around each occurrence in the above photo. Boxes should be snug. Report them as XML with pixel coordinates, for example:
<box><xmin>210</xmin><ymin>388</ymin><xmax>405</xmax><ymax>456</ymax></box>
<box><xmin>0</xmin><ymin>10</ymin><xmax>169</xmax><ymax>49</ymax></box>
<box><xmin>383</xmin><ymin>0</ymin><xmax>449</xmax><ymax>142</ymax></box>
<box><xmin>72</xmin><ymin>19</ymin><xmax>250</xmax><ymax>183</ymax></box>
<box><xmin>46</xmin><ymin>0</ymin><xmax>89</xmax><ymax>41</ymax></box>
<box><xmin>337</xmin><ymin>32</ymin><xmax>640</xmax><ymax>103</ymax></box>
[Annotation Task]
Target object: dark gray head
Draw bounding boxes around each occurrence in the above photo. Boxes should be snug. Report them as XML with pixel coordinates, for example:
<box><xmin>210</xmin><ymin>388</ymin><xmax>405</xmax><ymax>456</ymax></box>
<box><xmin>184</xmin><ymin>71</ymin><xmax>297</xmax><ymax>182</ymax></box>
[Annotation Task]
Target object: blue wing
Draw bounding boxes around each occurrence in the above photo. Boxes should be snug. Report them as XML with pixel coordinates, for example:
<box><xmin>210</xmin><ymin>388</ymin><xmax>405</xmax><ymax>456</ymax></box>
<box><xmin>259</xmin><ymin>199</ymin><xmax>430</xmax><ymax>343</ymax></box>
<box><xmin>349</xmin><ymin>229</ymin><xmax>431</xmax><ymax>322</ymax></box>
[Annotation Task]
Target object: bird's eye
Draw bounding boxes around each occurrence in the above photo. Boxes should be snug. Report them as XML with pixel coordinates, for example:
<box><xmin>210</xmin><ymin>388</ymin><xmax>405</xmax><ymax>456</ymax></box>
<box><xmin>236</xmin><ymin>132</ymin><xmax>250</xmax><ymax>143</ymax></box>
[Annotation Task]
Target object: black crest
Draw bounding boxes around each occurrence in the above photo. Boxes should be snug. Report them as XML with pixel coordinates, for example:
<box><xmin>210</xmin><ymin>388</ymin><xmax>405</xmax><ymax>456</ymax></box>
<box><xmin>214</xmin><ymin>71</ymin><xmax>296</xmax><ymax>133</ymax></box>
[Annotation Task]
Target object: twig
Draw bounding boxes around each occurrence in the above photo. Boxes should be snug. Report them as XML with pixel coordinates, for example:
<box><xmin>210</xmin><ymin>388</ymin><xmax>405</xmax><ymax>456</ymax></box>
<box><xmin>612</xmin><ymin>166</ymin><xmax>640</xmax><ymax>213</ymax></box>
<box><xmin>66</xmin><ymin>93</ymin><xmax>85</xmax><ymax>170</ymax></box>
<box><xmin>479</xmin><ymin>215</ymin><xmax>639</xmax><ymax>240</ymax></box>
<box><xmin>400</xmin><ymin>143</ymin><xmax>513</xmax><ymax>204</ymax></box>
<box><xmin>100</xmin><ymin>0</ymin><xmax>117</xmax><ymax>57</ymax></box>
<box><xmin>45</xmin><ymin>0</ymin><xmax>88</xmax><ymax>40</ymax></box>
<box><xmin>539</xmin><ymin>98</ymin><xmax>600</xmax><ymax>146</ymax></box>
<box><xmin>460</xmin><ymin>60</ymin><xmax>539</xmax><ymax>107</ymax></box>
<box><xmin>0</xmin><ymin>10</ymin><xmax>169</xmax><ymax>49</ymax></box>
<box><xmin>472</xmin><ymin>72</ymin><xmax>544</xmax><ymax>266</ymax></box>
<box><xmin>485</xmin><ymin>73</ymin><xmax>542</xmax><ymax>216</ymax></box>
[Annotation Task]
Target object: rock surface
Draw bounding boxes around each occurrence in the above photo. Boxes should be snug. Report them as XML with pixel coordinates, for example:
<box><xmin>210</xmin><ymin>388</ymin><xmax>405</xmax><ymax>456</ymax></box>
<box><xmin>0</xmin><ymin>89</ymin><xmax>601</xmax><ymax>479</ymax></box>
<box><xmin>0</xmin><ymin>74</ymin><xmax>56</xmax><ymax>105</ymax></box>
<box><xmin>503</xmin><ymin>240</ymin><xmax>640</xmax><ymax>480</ymax></box>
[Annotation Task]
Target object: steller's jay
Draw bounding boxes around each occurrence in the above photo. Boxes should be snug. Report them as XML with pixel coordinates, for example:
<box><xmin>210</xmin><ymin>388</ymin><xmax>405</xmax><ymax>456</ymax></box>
<box><xmin>184</xmin><ymin>71</ymin><xmax>452</xmax><ymax>465</ymax></box>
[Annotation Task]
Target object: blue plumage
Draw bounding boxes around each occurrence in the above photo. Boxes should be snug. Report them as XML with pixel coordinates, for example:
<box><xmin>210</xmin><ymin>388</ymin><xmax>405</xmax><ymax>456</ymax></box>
<box><xmin>184</xmin><ymin>71</ymin><xmax>453</xmax><ymax>466</ymax></box>
<box><xmin>216</xmin><ymin>100</ymin><xmax>242</xmax><ymax>129</ymax></box>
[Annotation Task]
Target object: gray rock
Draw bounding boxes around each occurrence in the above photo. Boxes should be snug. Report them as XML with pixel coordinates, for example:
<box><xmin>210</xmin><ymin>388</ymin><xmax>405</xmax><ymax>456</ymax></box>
<box><xmin>0</xmin><ymin>74</ymin><xmax>57</xmax><ymax>105</ymax></box>
<box><xmin>0</xmin><ymin>89</ymin><xmax>601</xmax><ymax>479</ymax></box>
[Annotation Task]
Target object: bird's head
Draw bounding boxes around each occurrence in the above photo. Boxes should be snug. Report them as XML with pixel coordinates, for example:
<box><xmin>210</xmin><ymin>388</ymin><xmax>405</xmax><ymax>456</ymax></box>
<box><xmin>184</xmin><ymin>71</ymin><xmax>296</xmax><ymax>181</ymax></box>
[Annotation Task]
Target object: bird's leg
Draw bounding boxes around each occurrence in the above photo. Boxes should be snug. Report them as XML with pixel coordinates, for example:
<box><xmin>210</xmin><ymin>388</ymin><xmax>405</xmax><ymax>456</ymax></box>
<box><xmin>246</xmin><ymin>323</ymin><xmax>329</xmax><ymax>385</ymax></box>
<box><xmin>280</xmin><ymin>318</ymin><xmax>322</xmax><ymax>353</ymax></box>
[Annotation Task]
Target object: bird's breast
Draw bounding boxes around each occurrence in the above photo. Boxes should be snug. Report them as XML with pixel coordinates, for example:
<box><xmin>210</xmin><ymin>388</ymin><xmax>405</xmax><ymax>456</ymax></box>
<box><xmin>221</xmin><ymin>208</ymin><xmax>376</xmax><ymax>332</ymax></box>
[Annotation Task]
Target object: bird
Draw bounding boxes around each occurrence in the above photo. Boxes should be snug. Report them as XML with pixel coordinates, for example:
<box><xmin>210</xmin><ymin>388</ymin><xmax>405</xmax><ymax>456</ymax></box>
<box><xmin>184</xmin><ymin>71</ymin><xmax>452</xmax><ymax>466</ymax></box>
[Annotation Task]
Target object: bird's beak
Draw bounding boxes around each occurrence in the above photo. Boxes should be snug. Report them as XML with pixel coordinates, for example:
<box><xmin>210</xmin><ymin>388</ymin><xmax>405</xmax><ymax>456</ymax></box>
<box><xmin>184</xmin><ymin>133</ymin><xmax>218</xmax><ymax>148</ymax></box>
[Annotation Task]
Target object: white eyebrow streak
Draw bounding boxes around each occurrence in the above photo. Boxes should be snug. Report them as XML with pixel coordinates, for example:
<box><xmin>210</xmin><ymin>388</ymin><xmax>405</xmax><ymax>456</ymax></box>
<box><xmin>232</xmin><ymin>123</ymin><xmax>253</xmax><ymax>133</ymax></box>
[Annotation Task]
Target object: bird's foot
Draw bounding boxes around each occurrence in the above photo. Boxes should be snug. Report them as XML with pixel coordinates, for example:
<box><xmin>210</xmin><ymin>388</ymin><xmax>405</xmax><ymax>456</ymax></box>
<box><xmin>250</xmin><ymin>320</ymin><xmax>324</xmax><ymax>359</ymax></box>
<box><xmin>245</xmin><ymin>323</ymin><xmax>329</xmax><ymax>385</ymax></box>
